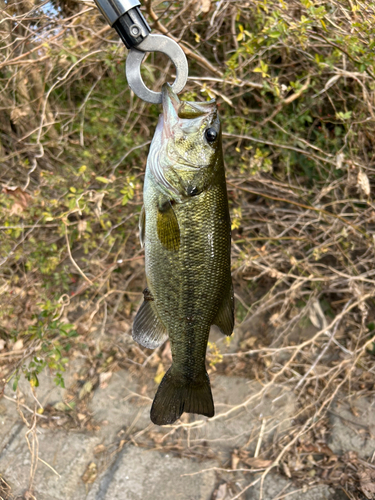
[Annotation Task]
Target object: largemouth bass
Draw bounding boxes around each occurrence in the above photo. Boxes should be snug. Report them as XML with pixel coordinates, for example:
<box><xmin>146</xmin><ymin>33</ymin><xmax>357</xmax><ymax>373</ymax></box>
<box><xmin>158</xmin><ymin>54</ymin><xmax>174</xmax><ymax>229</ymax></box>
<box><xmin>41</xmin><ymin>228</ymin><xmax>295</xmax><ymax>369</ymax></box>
<box><xmin>133</xmin><ymin>83</ymin><xmax>234</xmax><ymax>425</ymax></box>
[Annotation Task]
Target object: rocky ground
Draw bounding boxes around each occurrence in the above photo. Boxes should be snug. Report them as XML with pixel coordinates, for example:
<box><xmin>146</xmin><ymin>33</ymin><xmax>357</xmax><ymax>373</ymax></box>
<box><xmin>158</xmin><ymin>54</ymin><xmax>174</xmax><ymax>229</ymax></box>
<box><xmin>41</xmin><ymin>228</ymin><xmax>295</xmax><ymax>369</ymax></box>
<box><xmin>0</xmin><ymin>340</ymin><xmax>374</xmax><ymax>500</ymax></box>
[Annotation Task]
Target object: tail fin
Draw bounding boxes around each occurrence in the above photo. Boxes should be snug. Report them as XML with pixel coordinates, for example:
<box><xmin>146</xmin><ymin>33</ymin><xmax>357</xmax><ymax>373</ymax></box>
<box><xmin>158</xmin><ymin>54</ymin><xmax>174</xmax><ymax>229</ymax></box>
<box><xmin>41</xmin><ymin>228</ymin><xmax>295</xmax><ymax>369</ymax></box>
<box><xmin>150</xmin><ymin>366</ymin><xmax>214</xmax><ymax>425</ymax></box>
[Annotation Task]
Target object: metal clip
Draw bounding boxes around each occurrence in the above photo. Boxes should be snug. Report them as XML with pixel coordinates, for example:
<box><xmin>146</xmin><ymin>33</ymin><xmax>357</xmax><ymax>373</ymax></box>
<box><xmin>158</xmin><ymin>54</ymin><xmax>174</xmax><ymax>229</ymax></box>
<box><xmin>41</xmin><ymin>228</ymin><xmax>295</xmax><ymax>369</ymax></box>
<box><xmin>125</xmin><ymin>34</ymin><xmax>188</xmax><ymax>104</ymax></box>
<box><xmin>93</xmin><ymin>0</ymin><xmax>188</xmax><ymax>103</ymax></box>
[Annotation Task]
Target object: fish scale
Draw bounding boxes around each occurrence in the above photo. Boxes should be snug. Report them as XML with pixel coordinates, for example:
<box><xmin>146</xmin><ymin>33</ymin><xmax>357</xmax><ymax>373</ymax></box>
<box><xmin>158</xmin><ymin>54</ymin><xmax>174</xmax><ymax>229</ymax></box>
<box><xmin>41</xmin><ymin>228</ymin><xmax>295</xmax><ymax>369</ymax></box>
<box><xmin>151</xmin><ymin>186</ymin><xmax>229</xmax><ymax>377</ymax></box>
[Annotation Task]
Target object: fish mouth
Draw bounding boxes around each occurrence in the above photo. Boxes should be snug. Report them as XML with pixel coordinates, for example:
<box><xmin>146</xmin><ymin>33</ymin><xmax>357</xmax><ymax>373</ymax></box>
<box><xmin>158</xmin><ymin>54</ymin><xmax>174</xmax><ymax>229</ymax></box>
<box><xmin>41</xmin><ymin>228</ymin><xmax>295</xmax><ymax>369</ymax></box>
<box><xmin>161</xmin><ymin>83</ymin><xmax>218</xmax><ymax>136</ymax></box>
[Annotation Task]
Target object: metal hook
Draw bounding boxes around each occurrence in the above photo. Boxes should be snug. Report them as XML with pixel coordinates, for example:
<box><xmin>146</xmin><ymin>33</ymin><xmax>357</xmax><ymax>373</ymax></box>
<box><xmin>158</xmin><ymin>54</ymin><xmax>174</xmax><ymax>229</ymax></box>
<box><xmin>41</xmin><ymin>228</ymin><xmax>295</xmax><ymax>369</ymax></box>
<box><xmin>125</xmin><ymin>34</ymin><xmax>189</xmax><ymax>104</ymax></box>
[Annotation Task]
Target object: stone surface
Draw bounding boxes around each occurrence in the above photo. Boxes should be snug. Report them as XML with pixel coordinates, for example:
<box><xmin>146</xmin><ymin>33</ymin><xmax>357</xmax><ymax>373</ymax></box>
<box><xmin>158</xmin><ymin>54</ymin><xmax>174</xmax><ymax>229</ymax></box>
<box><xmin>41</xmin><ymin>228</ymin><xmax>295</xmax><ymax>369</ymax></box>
<box><xmin>179</xmin><ymin>375</ymin><xmax>296</xmax><ymax>460</ymax></box>
<box><xmin>0</xmin><ymin>427</ymin><xmax>99</xmax><ymax>500</ymax></box>
<box><xmin>0</xmin><ymin>396</ymin><xmax>23</xmax><ymax>456</ymax></box>
<box><xmin>0</xmin><ymin>366</ymin><xmax>372</xmax><ymax>500</ymax></box>
<box><xmin>86</xmin><ymin>446</ymin><xmax>216</xmax><ymax>500</ymax></box>
<box><xmin>244</xmin><ymin>473</ymin><xmax>335</xmax><ymax>500</ymax></box>
<box><xmin>89</xmin><ymin>370</ymin><xmax>151</xmax><ymax>442</ymax></box>
<box><xmin>329</xmin><ymin>397</ymin><xmax>375</xmax><ymax>460</ymax></box>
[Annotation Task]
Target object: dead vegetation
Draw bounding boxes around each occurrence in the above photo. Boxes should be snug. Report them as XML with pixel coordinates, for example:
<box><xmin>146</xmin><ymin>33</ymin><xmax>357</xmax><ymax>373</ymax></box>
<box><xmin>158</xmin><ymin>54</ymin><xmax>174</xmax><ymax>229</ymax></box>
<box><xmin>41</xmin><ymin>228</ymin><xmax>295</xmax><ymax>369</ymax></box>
<box><xmin>0</xmin><ymin>0</ymin><xmax>375</xmax><ymax>498</ymax></box>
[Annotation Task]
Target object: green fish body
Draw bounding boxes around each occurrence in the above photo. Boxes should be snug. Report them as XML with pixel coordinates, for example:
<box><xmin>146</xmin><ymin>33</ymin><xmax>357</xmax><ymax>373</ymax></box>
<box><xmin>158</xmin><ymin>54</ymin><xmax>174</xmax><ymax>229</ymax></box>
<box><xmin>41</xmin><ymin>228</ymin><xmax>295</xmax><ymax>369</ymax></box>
<box><xmin>133</xmin><ymin>84</ymin><xmax>234</xmax><ymax>425</ymax></box>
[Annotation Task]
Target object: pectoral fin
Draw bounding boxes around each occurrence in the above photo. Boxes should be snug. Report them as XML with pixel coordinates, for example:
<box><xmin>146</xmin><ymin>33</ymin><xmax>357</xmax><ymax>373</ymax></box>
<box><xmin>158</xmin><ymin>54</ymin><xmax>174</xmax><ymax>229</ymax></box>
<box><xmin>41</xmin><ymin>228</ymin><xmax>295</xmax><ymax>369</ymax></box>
<box><xmin>157</xmin><ymin>201</ymin><xmax>180</xmax><ymax>251</ymax></box>
<box><xmin>133</xmin><ymin>288</ymin><xmax>168</xmax><ymax>349</ymax></box>
<box><xmin>213</xmin><ymin>282</ymin><xmax>234</xmax><ymax>336</ymax></box>
<box><xmin>139</xmin><ymin>205</ymin><xmax>146</xmax><ymax>247</ymax></box>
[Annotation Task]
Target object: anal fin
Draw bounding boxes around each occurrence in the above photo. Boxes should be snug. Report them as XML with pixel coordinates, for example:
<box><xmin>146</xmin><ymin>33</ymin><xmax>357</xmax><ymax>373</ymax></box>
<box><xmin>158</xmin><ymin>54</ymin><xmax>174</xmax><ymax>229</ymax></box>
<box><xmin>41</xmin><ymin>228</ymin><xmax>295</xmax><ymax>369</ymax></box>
<box><xmin>133</xmin><ymin>288</ymin><xmax>168</xmax><ymax>349</ymax></box>
<box><xmin>213</xmin><ymin>282</ymin><xmax>234</xmax><ymax>336</ymax></box>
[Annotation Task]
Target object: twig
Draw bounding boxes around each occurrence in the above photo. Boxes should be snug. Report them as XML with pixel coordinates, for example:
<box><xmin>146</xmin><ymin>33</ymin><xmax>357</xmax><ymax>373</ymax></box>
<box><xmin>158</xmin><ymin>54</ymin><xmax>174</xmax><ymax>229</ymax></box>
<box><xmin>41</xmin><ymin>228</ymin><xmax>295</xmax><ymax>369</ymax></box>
<box><xmin>64</xmin><ymin>223</ymin><xmax>94</xmax><ymax>286</ymax></box>
<box><xmin>254</xmin><ymin>418</ymin><xmax>267</xmax><ymax>458</ymax></box>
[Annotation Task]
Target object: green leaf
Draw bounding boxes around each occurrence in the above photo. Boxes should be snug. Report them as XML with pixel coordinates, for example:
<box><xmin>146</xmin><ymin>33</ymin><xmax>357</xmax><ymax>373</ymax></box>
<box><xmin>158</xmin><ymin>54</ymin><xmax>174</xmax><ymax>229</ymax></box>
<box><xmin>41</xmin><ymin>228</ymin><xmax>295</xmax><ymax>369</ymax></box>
<box><xmin>336</xmin><ymin>111</ymin><xmax>352</xmax><ymax>121</ymax></box>
<box><xmin>12</xmin><ymin>374</ymin><xmax>20</xmax><ymax>391</ymax></box>
<box><xmin>29</xmin><ymin>373</ymin><xmax>39</xmax><ymax>387</ymax></box>
<box><xmin>96</xmin><ymin>176</ymin><xmax>111</xmax><ymax>184</ymax></box>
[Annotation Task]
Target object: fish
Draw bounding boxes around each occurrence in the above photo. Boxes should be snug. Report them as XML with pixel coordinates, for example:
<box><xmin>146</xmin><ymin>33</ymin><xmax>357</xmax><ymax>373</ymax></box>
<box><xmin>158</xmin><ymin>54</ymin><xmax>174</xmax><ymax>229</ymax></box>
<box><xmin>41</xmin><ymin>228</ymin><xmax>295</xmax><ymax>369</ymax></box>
<box><xmin>133</xmin><ymin>82</ymin><xmax>234</xmax><ymax>425</ymax></box>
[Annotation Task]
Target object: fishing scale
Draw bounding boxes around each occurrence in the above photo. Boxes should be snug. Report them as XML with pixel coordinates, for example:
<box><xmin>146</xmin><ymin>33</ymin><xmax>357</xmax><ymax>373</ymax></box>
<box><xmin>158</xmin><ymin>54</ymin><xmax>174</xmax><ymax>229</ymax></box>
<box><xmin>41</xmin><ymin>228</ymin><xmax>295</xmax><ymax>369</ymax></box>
<box><xmin>93</xmin><ymin>0</ymin><xmax>189</xmax><ymax>103</ymax></box>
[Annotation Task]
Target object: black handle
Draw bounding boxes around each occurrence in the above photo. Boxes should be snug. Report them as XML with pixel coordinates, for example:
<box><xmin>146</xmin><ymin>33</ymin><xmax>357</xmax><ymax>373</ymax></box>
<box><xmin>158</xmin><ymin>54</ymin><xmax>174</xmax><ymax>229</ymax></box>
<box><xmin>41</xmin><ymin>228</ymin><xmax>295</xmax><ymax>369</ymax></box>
<box><xmin>113</xmin><ymin>6</ymin><xmax>151</xmax><ymax>49</ymax></box>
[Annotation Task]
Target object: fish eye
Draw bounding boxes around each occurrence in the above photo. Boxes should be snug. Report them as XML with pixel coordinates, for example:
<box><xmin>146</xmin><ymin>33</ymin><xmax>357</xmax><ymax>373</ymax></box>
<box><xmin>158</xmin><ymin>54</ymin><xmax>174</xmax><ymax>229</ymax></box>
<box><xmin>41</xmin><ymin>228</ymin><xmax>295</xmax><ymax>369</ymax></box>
<box><xmin>205</xmin><ymin>127</ymin><xmax>217</xmax><ymax>143</ymax></box>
